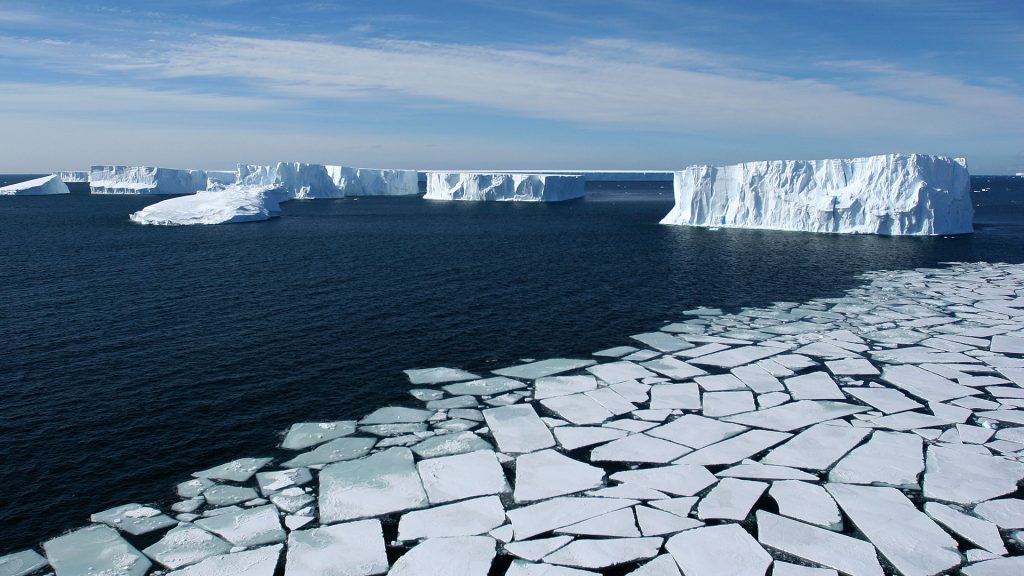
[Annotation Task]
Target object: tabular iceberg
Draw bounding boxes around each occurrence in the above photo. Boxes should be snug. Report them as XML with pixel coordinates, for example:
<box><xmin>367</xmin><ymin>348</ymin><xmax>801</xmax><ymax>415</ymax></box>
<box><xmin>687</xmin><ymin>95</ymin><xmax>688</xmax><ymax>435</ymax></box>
<box><xmin>89</xmin><ymin>165</ymin><xmax>208</xmax><ymax>195</ymax></box>
<box><xmin>0</xmin><ymin>174</ymin><xmax>70</xmax><ymax>195</ymax></box>
<box><xmin>660</xmin><ymin>153</ymin><xmax>973</xmax><ymax>235</ymax></box>
<box><xmin>207</xmin><ymin>170</ymin><xmax>238</xmax><ymax>187</ymax></box>
<box><xmin>425</xmin><ymin>173</ymin><xmax>585</xmax><ymax>202</ymax></box>
<box><xmin>57</xmin><ymin>171</ymin><xmax>90</xmax><ymax>183</ymax></box>
<box><xmin>238</xmin><ymin>163</ymin><xmax>340</xmax><ymax>199</ymax></box>
<box><xmin>327</xmin><ymin>166</ymin><xmax>419</xmax><ymax>196</ymax></box>
<box><xmin>129</xmin><ymin>185</ymin><xmax>286</xmax><ymax>226</ymax></box>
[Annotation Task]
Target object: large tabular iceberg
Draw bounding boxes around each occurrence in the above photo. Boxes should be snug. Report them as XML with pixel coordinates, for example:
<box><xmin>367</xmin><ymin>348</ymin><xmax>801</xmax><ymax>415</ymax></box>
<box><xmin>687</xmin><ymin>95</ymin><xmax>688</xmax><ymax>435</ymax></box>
<box><xmin>327</xmin><ymin>166</ymin><xmax>419</xmax><ymax>196</ymax></box>
<box><xmin>238</xmin><ymin>163</ymin><xmax>341</xmax><ymax>199</ymax></box>
<box><xmin>129</xmin><ymin>185</ymin><xmax>286</xmax><ymax>225</ymax></box>
<box><xmin>90</xmin><ymin>165</ymin><xmax>208</xmax><ymax>195</ymax></box>
<box><xmin>57</xmin><ymin>171</ymin><xmax>90</xmax><ymax>183</ymax></box>
<box><xmin>660</xmin><ymin>154</ymin><xmax>973</xmax><ymax>235</ymax></box>
<box><xmin>206</xmin><ymin>170</ymin><xmax>238</xmax><ymax>187</ymax></box>
<box><xmin>425</xmin><ymin>173</ymin><xmax>585</xmax><ymax>202</ymax></box>
<box><xmin>0</xmin><ymin>174</ymin><xmax>70</xmax><ymax>195</ymax></box>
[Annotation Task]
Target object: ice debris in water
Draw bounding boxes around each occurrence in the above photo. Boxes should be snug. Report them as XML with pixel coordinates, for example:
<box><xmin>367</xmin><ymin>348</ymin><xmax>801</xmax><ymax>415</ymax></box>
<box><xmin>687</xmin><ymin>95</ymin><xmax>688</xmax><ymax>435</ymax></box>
<box><xmin>12</xmin><ymin>261</ymin><xmax>1024</xmax><ymax>575</ymax></box>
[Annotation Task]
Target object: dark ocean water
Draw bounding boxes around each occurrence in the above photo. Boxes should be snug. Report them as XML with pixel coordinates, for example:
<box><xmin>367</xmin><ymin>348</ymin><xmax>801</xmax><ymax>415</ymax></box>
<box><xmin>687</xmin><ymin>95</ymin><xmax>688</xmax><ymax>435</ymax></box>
<box><xmin>1</xmin><ymin>176</ymin><xmax>1023</xmax><ymax>552</ymax></box>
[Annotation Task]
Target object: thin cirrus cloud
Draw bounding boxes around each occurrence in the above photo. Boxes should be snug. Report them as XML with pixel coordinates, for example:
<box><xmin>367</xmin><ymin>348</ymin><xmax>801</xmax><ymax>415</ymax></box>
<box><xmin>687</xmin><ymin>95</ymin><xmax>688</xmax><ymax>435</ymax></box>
<box><xmin>134</xmin><ymin>34</ymin><xmax>1024</xmax><ymax>138</ymax></box>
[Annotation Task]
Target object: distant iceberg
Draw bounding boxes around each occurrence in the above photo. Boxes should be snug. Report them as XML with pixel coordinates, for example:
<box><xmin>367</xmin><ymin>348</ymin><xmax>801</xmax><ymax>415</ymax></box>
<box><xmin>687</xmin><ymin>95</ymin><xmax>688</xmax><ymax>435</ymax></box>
<box><xmin>425</xmin><ymin>173</ymin><xmax>585</xmax><ymax>202</ymax></box>
<box><xmin>57</xmin><ymin>171</ymin><xmax>90</xmax><ymax>183</ymax></box>
<box><xmin>326</xmin><ymin>166</ymin><xmax>419</xmax><ymax>196</ymax></box>
<box><xmin>0</xmin><ymin>174</ymin><xmax>70</xmax><ymax>195</ymax></box>
<box><xmin>238</xmin><ymin>163</ymin><xmax>341</xmax><ymax>198</ymax></box>
<box><xmin>89</xmin><ymin>165</ymin><xmax>207</xmax><ymax>195</ymax></box>
<box><xmin>660</xmin><ymin>153</ymin><xmax>973</xmax><ymax>235</ymax></box>
<box><xmin>129</xmin><ymin>185</ymin><xmax>286</xmax><ymax>226</ymax></box>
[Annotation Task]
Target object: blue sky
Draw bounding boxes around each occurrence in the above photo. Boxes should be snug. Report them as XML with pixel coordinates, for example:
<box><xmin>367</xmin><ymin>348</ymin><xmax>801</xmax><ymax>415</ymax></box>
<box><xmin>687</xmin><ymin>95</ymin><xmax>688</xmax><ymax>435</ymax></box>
<box><xmin>1</xmin><ymin>0</ymin><xmax>1022</xmax><ymax>173</ymax></box>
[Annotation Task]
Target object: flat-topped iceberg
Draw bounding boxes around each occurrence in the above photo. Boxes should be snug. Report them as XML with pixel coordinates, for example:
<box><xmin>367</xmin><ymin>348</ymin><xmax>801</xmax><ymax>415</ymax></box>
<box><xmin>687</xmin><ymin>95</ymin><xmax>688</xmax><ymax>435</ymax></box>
<box><xmin>660</xmin><ymin>153</ymin><xmax>973</xmax><ymax>235</ymax></box>
<box><xmin>0</xmin><ymin>174</ymin><xmax>70</xmax><ymax>195</ymax></box>
<box><xmin>206</xmin><ymin>170</ymin><xmax>238</xmax><ymax>186</ymax></box>
<box><xmin>327</xmin><ymin>166</ymin><xmax>419</xmax><ymax>196</ymax></box>
<box><xmin>130</xmin><ymin>185</ymin><xmax>286</xmax><ymax>225</ymax></box>
<box><xmin>56</xmin><ymin>171</ymin><xmax>90</xmax><ymax>182</ymax></box>
<box><xmin>238</xmin><ymin>163</ymin><xmax>340</xmax><ymax>199</ymax></box>
<box><xmin>425</xmin><ymin>172</ymin><xmax>585</xmax><ymax>202</ymax></box>
<box><xmin>90</xmin><ymin>165</ymin><xmax>208</xmax><ymax>195</ymax></box>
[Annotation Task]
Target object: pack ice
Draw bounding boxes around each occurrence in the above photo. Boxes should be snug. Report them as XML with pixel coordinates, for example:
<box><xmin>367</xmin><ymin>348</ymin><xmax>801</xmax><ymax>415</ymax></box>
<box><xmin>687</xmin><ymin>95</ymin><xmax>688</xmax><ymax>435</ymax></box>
<box><xmin>0</xmin><ymin>174</ymin><xmax>69</xmax><ymax>195</ymax></box>
<box><xmin>129</xmin><ymin>185</ymin><xmax>287</xmax><ymax>226</ymax></box>
<box><xmin>660</xmin><ymin>153</ymin><xmax>973</xmax><ymax>235</ymax></box>
<box><xmin>89</xmin><ymin>165</ymin><xmax>208</xmax><ymax>195</ymax></box>
<box><xmin>425</xmin><ymin>173</ymin><xmax>585</xmax><ymax>202</ymax></box>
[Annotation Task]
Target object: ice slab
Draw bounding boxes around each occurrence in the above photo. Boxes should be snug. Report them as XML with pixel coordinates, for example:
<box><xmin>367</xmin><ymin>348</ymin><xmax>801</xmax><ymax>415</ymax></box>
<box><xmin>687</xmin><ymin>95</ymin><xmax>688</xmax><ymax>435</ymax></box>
<box><xmin>675</xmin><ymin>429</ymin><xmax>792</xmax><ymax>466</ymax></box>
<box><xmin>646</xmin><ymin>414</ymin><xmax>747</xmax><ymax>449</ymax></box>
<box><xmin>556</xmin><ymin>508</ymin><xmax>639</xmax><ymax>537</ymax></box>
<box><xmin>962</xmin><ymin>556</ymin><xmax>1024</xmax><ymax>576</ymax></box>
<box><xmin>285</xmin><ymin>519</ymin><xmax>386</xmax><ymax>576</ymax></box>
<box><xmin>880</xmin><ymin>364</ymin><xmax>980</xmax><ymax>402</ymax></box>
<box><xmin>484</xmin><ymin>404</ymin><xmax>555</xmax><ymax>453</ymax></box>
<box><xmin>635</xmin><ymin>505</ymin><xmax>703</xmax><ymax>536</ymax></box>
<box><xmin>591</xmin><ymin>434</ymin><xmax>693</xmax><ymax>464</ymax></box>
<box><xmin>404</xmin><ymin>367</ymin><xmax>480</xmax><ymax>384</ymax></box>
<box><xmin>90</xmin><ymin>165</ymin><xmax>207</xmax><ymax>195</ymax></box>
<box><xmin>202</xmin><ymin>485</ymin><xmax>259</xmax><ymax>507</ymax></box>
<box><xmin>666</xmin><ymin>524</ymin><xmax>772</xmax><ymax>576</ymax></box>
<box><xmin>631</xmin><ymin>332</ymin><xmax>692</xmax><ymax>352</ymax></box>
<box><xmin>281</xmin><ymin>421</ymin><xmax>357</xmax><ymax>450</ymax></box>
<box><xmin>689</xmin><ymin>345</ymin><xmax>783</xmax><ymax>368</ymax></box>
<box><xmin>540</xmin><ymin>394</ymin><xmax>614</xmax><ymax>425</ymax></box>
<box><xmin>0</xmin><ymin>174</ymin><xmax>69</xmax><ymax>195</ymax></box>
<box><xmin>361</xmin><ymin>407</ymin><xmax>433</xmax><ymax>424</ymax></box>
<box><xmin>647</xmin><ymin>383</ymin><xmax>701</xmax><ymax>410</ymax></box>
<box><xmin>756</xmin><ymin>511</ymin><xmax>883</xmax><ymax>576</ymax></box>
<box><xmin>544</xmin><ymin>538</ymin><xmax>662</xmax><ymax>570</ymax></box>
<box><xmin>718</xmin><ymin>462</ymin><xmax>818</xmax><ymax>481</ymax></box>
<box><xmin>505</xmin><ymin>536</ymin><xmax>574</xmax><ymax>562</ymax></box>
<box><xmin>826</xmin><ymin>483</ymin><xmax>960</xmax><ymax>576</ymax></box>
<box><xmin>506</xmin><ymin>560</ymin><xmax>598</xmax><ymax>575</ymax></box>
<box><xmin>514</xmin><ymin>449</ymin><xmax>604</xmax><ymax>502</ymax></box>
<box><xmin>762</xmin><ymin>423</ymin><xmax>870</xmax><ymax>470</ymax></box>
<box><xmin>425</xmin><ymin>172</ymin><xmax>585</xmax><ymax>202</ymax></box>
<box><xmin>416</xmin><ymin>449</ymin><xmax>510</xmax><ymax>504</ymax></box>
<box><xmin>319</xmin><ymin>447</ymin><xmax>428</xmax><ymax>523</ymax></box>
<box><xmin>974</xmin><ymin>498</ymin><xmax>1024</xmax><ymax>529</ymax></box>
<box><xmin>143</xmin><ymin>523</ymin><xmax>232</xmax><ymax>570</ymax></box>
<box><xmin>411</xmin><ymin>431</ymin><xmax>492</xmax><ymax>458</ymax></box>
<box><xmin>90</xmin><ymin>503</ymin><xmax>177</xmax><ymax>535</ymax></box>
<box><xmin>507</xmin><ymin>497</ymin><xmax>637</xmax><ymax>540</ymax></box>
<box><xmin>769</xmin><ymin>480</ymin><xmax>842</xmax><ymax>530</ymax></box>
<box><xmin>195</xmin><ymin>504</ymin><xmax>285</xmax><ymax>547</ymax></box>
<box><xmin>494</xmin><ymin>359</ymin><xmax>596</xmax><ymax>379</ymax></box>
<box><xmin>784</xmin><ymin>372</ymin><xmax>844</xmax><ymax>400</ymax></box>
<box><xmin>193</xmin><ymin>457</ymin><xmax>271</xmax><ymax>482</ymax></box>
<box><xmin>44</xmin><ymin>525</ymin><xmax>151</xmax><ymax>576</ymax></box>
<box><xmin>554</xmin><ymin>426</ymin><xmax>628</xmax><ymax>450</ymax></box>
<box><xmin>844</xmin><ymin>387</ymin><xmax>922</xmax><ymax>414</ymax></box>
<box><xmin>281</xmin><ymin>436</ymin><xmax>376</xmax><ymax>468</ymax></box>
<box><xmin>610</xmin><ymin>465</ymin><xmax>717</xmax><ymax>497</ymax></box>
<box><xmin>535</xmin><ymin>376</ymin><xmax>599</xmax><ymax>400</ymax></box>
<box><xmin>398</xmin><ymin>495</ymin><xmax>506</xmax><ymax>540</ymax></box>
<box><xmin>587</xmin><ymin>361</ymin><xmax>657</xmax><ymax>384</ymax></box>
<box><xmin>730</xmin><ymin>365</ymin><xmax>785</xmax><ymax>392</ymax></box>
<box><xmin>625</xmin><ymin>554</ymin><xmax>682</xmax><ymax>576</ymax></box>
<box><xmin>924</xmin><ymin>502</ymin><xmax>1007</xmax><ymax>555</ymax></box>
<box><xmin>696</xmin><ymin>478</ymin><xmax>767</xmax><ymax>520</ymax></box>
<box><xmin>0</xmin><ymin>550</ymin><xmax>48</xmax><ymax>576</ymax></box>
<box><xmin>166</xmin><ymin>544</ymin><xmax>281</xmax><ymax>576</ymax></box>
<box><xmin>443</xmin><ymin>376</ymin><xmax>527</xmax><ymax>396</ymax></box>
<box><xmin>723</xmin><ymin>400</ymin><xmax>870</xmax><ymax>431</ymax></box>
<box><xmin>922</xmin><ymin>444</ymin><xmax>1024</xmax><ymax>504</ymax></box>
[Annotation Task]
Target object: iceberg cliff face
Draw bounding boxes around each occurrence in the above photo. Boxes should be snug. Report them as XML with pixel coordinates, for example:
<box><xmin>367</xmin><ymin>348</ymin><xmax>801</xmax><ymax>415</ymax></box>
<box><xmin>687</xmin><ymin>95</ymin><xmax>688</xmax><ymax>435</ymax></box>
<box><xmin>130</xmin><ymin>185</ymin><xmax>286</xmax><ymax>226</ymax></box>
<box><xmin>206</xmin><ymin>170</ymin><xmax>238</xmax><ymax>187</ymax></box>
<box><xmin>238</xmin><ymin>163</ymin><xmax>340</xmax><ymax>199</ymax></box>
<box><xmin>89</xmin><ymin>165</ymin><xmax>207</xmax><ymax>195</ymax></box>
<box><xmin>660</xmin><ymin>154</ymin><xmax>973</xmax><ymax>236</ymax></box>
<box><xmin>326</xmin><ymin>166</ymin><xmax>419</xmax><ymax>196</ymax></box>
<box><xmin>57</xmin><ymin>171</ymin><xmax>90</xmax><ymax>183</ymax></box>
<box><xmin>0</xmin><ymin>174</ymin><xmax>70</xmax><ymax>195</ymax></box>
<box><xmin>424</xmin><ymin>173</ymin><xmax>585</xmax><ymax>202</ymax></box>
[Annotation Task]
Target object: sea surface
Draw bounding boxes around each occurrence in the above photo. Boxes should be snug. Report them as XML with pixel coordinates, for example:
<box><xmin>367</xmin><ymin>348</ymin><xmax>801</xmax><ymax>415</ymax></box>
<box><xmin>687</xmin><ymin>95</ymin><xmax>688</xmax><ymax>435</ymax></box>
<box><xmin>1</xmin><ymin>176</ymin><xmax>1022</xmax><ymax>552</ymax></box>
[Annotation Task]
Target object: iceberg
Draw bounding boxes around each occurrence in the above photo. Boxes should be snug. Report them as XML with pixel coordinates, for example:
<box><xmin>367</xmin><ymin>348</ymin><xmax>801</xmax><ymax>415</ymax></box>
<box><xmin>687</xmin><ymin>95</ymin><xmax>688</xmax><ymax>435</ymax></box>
<box><xmin>326</xmin><ymin>166</ymin><xmax>419</xmax><ymax>196</ymax></box>
<box><xmin>425</xmin><ymin>172</ymin><xmax>585</xmax><ymax>202</ymax></box>
<box><xmin>0</xmin><ymin>174</ymin><xmax>70</xmax><ymax>195</ymax></box>
<box><xmin>89</xmin><ymin>165</ymin><xmax>208</xmax><ymax>194</ymax></box>
<box><xmin>238</xmin><ymin>163</ymin><xmax>340</xmax><ymax>198</ymax></box>
<box><xmin>206</xmin><ymin>170</ymin><xmax>238</xmax><ymax>186</ymax></box>
<box><xmin>57</xmin><ymin>171</ymin><xmax>90</xmax><ymax>182</ymax></box>
<box><xmin>130</xmin><ymin>185</ymin><xmax>286</xmax><ymax>225</ymax></box>
<box><xmin>660</xmin><ymin>153</ymin><xmax>973</xmax><ymax>235</ymax></box>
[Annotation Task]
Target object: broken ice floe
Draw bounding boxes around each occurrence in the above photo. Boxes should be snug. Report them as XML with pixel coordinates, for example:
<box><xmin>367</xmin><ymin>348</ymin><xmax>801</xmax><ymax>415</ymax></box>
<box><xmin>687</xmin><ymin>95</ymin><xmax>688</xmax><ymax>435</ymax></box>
<box><xmin>12</xmin><ymin>261</ymin><xmax>1024</xmax><ymax>575</ymax></box>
